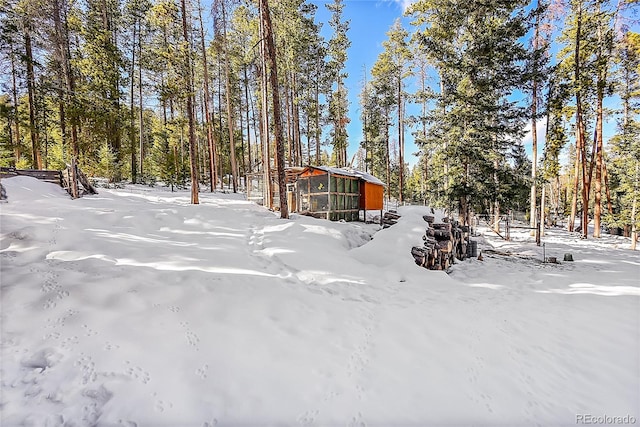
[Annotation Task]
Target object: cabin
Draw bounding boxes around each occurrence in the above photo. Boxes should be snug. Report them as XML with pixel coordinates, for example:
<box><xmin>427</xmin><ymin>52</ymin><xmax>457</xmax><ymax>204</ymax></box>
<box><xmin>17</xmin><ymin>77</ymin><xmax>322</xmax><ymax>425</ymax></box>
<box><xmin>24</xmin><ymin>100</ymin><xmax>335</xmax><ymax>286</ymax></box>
<box><xmin>245</xmin><ymin>166</ymin><xmax>385</xmax><ymax>222</ymax></box>
<box><xmin>245</xmin><ymin>167</ymin><xmax>305</xmax><ymax>209</ymax></box>
<box><xmin>295</xmin><ymin>166</ymin><xmax>384</xmax><ymax>221</ymax></box>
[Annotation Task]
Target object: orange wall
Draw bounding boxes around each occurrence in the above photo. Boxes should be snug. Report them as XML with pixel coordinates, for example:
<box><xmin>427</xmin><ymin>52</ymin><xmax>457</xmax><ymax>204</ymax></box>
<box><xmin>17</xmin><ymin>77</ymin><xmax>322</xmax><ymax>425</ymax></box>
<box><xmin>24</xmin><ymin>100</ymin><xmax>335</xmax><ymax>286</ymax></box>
<box><xmin>299</xmin><ymin>169</ymin><xmax>326</xmax><ymax>177</ymax></box>
<box><xmin>361</xmin><ymin>182</ymin><xmax>384</xmax><ymax>210</ymax></box>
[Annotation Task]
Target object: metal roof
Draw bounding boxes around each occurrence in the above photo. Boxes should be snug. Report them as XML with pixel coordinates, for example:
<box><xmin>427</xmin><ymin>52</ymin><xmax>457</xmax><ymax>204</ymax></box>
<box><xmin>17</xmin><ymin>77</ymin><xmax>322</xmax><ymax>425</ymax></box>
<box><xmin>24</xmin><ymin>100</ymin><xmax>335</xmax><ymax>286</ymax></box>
<box><xmin>304</xmin><ymin>166</ymin><xmax>385</xmax><ymax>186</ymax></box>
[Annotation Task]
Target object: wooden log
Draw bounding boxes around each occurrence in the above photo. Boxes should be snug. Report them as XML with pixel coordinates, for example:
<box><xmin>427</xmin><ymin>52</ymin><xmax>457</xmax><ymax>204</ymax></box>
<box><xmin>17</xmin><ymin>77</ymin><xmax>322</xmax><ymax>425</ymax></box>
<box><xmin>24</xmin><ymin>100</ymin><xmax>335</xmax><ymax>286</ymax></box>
<box><xmin>433</xmin><ymin>229</ymin><xmax>453</xmax><ymax>240</ymax></box>
<box><xmin>423</xmin><ymin>236</ymin><xmax>438</xmax><ymax>246</ymax></box>
<box><xmin>437</xmin><ymin>240</ymin><xmax>453</xmax><ymax>253</ymax></box>
<box><xmin>430</xmin><ymin>248</ymin><xmax>439</xmax><ymax>267</ymax></box>
<box><xmin>453</xmin><ymin>228</ymin><xmax>462</xmax><ymax>239</ymax></box>
<box><xmin>432</xmin><ymin>223</ymin><xmax>451</xmax><ymax>231</ymax></box>
<box><xmin>0</xmin><ymin>167</ymin><xmax>63</xmax><ymax>186</ymax></box>
<box><xmin>457</xmin><ymin>242</ymin><xmax>467</xmax><ymax>261</ymax></box>
<box><xmin>411</xmin><ymin>246</ymin><xmax>428</xmax><ymax>267</ymax></box>
<box><xmin>76</xmin><ymin>167</ymin><xmax>97</xmax><ymax>194</ymax></box>
<box><xmin>441</xmin><ymin>256</ymin><xmax>448</xmax><ymax>269</ymax></box>
<box><xmin>384</xmin><ymin>211</ymin><xmax>401</xmax><ymax>220</ymax></box>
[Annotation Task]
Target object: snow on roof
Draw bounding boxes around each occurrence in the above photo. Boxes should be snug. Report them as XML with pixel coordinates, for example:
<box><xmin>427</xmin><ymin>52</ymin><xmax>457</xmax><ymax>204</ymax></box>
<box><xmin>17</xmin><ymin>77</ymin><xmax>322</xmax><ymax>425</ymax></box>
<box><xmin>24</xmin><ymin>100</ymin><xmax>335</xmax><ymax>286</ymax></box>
<box><xmin>306</xmin><ymin>166</ymin><xmax>385</xmax><ymax>186</ymax></box>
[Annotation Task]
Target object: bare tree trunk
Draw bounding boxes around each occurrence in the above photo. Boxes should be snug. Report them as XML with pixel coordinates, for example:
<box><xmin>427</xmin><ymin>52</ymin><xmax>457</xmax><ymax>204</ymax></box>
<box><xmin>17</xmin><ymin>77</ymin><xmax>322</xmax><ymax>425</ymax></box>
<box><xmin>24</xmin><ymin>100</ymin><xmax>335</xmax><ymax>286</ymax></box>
<box><xmin>138</xmin><ymin>21</ymin><xmax>144</xmax><ymax>180</ymax></box>
<box><xmin>530</xmin><ymin>1</ymin><xmax>540</xmax><ymax>235</ymax></box>
<box><xmin>315</xmin><ymin>56</ymin><xmax>321</xmax><ymax>166</ymax></box>
<box><xmin>398</xmin><ymin>75</ymin><xmax>404</xmax><ymax>203</ymax></box>
<box><xmin>9</xmin><ymin>44</ymin><xmax>21</xmax><ymax>162</ymax></box>
<box><xmin>285</xmin><ymin>75</ymin><xmax>293</xmax><ymax>165</ymax></box>
<box><xmin>259</xmin><ymin>0</ymin><xmax>288</xmax><ymax>219</ymax></box>
<box><xmin>306</xmin><ymin>111</ymin><xmax>311</xmax><ymax>166</ymax></box>
<box><xmin>494</xmin><ymin>156</ymin><xmax>500</xmax><ymax>234</ymax></box>
<box><xmin>341</xmin><ymin>82</ymin><xmax>347</xmax><ymax>167</ymax></box>
<box><xmin>632</xmin><ymin>163</ymin><xmax>638</xmax><ymax>250</ymax></box>
<box><xmin>579</xmin><ymin>114</ymin><xmax>589</xmax><ymax>238</ymax></box>
<box><xmin>248</xmin><ymin>67</ymin><xmax>260</xmax><ymax>169</ymax></box>
<box><xmin>292</xmin><ymin>72</ymin><xmax>302</xmax><ymax>167</ymax></box>
<box><xmin>593</xmin><ymin>90</ymin><xmax>604</xmax><ymax>237</ymax></box>
<box><xmin>130</xmin><ymin>19</ymin><xmax>138</xmax><ymax>183</ymax></box>
<box><xmin>440</xmin><ymin>78</ymin><xmax>448</xmax><ymax>193</ymax></box>
<box><xmin>244</xmin><ymin>65</ymin><xmax>252</xmax><ymax>172</ymax></box>
<box><xmin>52</xmin><ymin>0</ymin><xmax>78</xmax><ymax>197</ymax></box>
<box><xmin>385</xmin><ymin>106</ymin><xmax>390</xmax><ymax>202</ymax></box>
<box><xmin>180</xmin><ymin>0</ymin><xmax>199</xmax><ymax>204</ymax></box>
<box><xmin>57</xmin><ymin>89</ymin><xmax>66</xmax><ymax>163</ymax></box>
<box><xmin>569</xmin><ymin>125</ymin><xmax>579</xmax><ymax>230</ymax></box>
<box><xmin>420</xmin><ymin>62</ymin><xmax>428</xmax><ymax>193</ymax></box>
<box><xmin>529</xmin><ymin>113</ymin><xmax>537</xmax><ymax>231</ymax></box>
<box><xmin>362</xmin><ymin>66</ymin><xmax>369</xmax><ymax>173</ymax></box>
<box><xmin>570</xmin><ymin>1</ymin><xmax>584</xmax><ymax>234</ymax></box>
<box><xmin>221</xmin><ymin>3</ymin><xmax>238</xmax><ymax>193</ymax></box>
<box><xmin>217</xmin><ymin>62</ymin><xmax>225</xmax><ymax>190</ymax></box>
<box><xmin>258</xmin><ymin>16</ymin><xmax>272</xmax><ymax>208</ymax></box>
<box><xmin>540</xmin><ymin>183</ymin><xmax>546</xmax><ymax>237</ymax></box>
<box><xmin>238</xmin><ymin>93</ymin><xmax>247</xmax><ymax>187</ymax></box>
<box><xmin>24</xmin><ymin>26</ymin><xmax>42</xmax><ymax>169</ymax></box>
<box><xmin>196</xmin><ymin>0</ymin><xmax>217</xmax><ymax>191</ymax></box>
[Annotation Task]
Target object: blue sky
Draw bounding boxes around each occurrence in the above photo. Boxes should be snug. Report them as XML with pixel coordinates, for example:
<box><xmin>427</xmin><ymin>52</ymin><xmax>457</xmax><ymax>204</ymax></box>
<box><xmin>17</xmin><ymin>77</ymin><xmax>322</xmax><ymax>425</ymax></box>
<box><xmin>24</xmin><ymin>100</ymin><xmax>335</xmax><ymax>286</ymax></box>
<box><xmin>307</xmin><ymin>0</ymin><xmax>639</xmax><ymax>170</ymax></box>
<box><xmin>311</xmin><ymin>0</ymin><xmax>415</xmax><ymax>165</ymax></box>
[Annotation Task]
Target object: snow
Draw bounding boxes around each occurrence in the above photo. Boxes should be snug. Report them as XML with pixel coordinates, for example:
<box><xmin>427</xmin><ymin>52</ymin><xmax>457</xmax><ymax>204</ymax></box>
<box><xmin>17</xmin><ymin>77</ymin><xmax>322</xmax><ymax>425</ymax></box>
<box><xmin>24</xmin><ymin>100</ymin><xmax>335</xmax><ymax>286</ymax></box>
<box><xmin>1</xmin><ymin>175</ymin><xmax>638</xmax><ymax>426</ymax></box>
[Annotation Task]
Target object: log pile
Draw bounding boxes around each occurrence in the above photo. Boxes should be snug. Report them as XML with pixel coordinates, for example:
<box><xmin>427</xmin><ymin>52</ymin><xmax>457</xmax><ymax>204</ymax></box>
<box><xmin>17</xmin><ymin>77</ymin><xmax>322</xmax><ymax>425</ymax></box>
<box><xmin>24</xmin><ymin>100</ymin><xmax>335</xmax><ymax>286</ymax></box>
<box><xmin>62</xmin><ymin>163</ymin><xmax>98</xmax><ymax>197</ymax></box>
<box><xmin>382</xmin><ymin>210</ymin><xmax>401</xmax><ymax>228</ymax></box>
<box><xmin>411</xmin><ymin>215</ymin><xmax>473</xmax><ymax>270</ymax></box>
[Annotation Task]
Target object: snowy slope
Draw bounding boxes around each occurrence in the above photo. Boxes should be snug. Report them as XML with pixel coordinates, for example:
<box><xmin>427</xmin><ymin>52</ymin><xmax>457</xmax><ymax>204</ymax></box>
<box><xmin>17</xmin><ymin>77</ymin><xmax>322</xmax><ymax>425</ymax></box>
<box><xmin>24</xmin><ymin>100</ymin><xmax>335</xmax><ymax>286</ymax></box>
<box><xmin>1</xmin><ymin>176</ymin><xmax>638</xmax><ymax>426</ymax></box>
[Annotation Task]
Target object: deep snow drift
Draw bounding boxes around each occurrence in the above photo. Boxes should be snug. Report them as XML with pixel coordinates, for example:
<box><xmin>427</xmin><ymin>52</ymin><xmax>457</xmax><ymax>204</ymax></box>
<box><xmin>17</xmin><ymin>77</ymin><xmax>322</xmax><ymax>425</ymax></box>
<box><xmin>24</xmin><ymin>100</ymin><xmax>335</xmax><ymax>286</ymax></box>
<box><xmin>1</xmin><ymin>176</ymin><xmax>638</xmax><ymax>426</ymax></box>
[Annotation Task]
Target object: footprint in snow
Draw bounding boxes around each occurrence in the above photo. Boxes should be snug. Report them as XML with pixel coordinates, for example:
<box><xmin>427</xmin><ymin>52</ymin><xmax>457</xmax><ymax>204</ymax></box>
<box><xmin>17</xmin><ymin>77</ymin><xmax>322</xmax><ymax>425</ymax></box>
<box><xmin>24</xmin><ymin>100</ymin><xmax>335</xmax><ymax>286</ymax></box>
<box><xmin>195</xmin><ymin>364</ymin><xmax>209</xmax><ymax>379</ymax></box>
<box><xmin>297</xmin><ymin>409</ymin><xmax>319</xmax><ymax>426</ymax></box>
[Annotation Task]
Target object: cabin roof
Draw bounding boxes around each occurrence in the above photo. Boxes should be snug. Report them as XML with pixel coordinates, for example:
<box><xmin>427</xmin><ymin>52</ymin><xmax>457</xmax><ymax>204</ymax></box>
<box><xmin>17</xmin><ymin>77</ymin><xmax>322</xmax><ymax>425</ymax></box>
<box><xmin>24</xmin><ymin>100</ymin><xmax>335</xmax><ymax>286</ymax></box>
<box><xmin>302</xmin><ymin>166</ymin><xmax>385</xmax><ymax>186</ymax></box>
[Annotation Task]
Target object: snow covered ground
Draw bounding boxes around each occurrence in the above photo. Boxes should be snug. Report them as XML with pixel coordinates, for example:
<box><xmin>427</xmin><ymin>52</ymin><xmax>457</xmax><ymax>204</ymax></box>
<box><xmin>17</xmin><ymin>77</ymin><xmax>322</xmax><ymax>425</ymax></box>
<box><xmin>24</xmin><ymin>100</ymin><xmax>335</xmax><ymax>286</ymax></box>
<box><xmin>1</xmin><ymin>176</ymin><xmax>638</xmax><ymax>427</ymax></box>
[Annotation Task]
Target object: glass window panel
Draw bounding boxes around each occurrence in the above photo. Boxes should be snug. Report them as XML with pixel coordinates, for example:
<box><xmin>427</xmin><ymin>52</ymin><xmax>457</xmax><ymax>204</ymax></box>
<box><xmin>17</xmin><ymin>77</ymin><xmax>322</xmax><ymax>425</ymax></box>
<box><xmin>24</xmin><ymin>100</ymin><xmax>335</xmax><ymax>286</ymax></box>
<box><xmin>298</xmin><ymin>178</ymin><xmax>309</xmax><ymax>195</ymax></box>
<box><xmin>310</xmin><ymin>194</ymin><xmax>329</xmax><ymax>211</ymax></box>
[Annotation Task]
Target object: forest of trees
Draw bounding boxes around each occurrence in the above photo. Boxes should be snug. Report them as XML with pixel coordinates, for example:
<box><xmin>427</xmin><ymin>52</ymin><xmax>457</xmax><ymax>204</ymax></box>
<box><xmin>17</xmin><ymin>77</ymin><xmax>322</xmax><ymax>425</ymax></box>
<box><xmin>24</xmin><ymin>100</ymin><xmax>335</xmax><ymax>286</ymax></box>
<box><xmin>0</xmin><ymin>0</ymin><xmax>638</xmax><ymax>241</ymax></box>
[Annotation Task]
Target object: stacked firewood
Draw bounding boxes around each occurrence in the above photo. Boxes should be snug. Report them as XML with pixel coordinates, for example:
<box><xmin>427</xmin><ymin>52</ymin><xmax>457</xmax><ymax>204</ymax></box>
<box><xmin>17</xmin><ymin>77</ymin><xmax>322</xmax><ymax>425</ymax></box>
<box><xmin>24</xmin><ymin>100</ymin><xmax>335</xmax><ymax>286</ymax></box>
<box><xmin>411</xmin><ymin>215</ymin><xmax>471</xmax><ymax>270</ymax></box>
<box><xmin>382</xmin><ymin>210</ymin><xmax>401</xmax><ymax>228</ymax></box>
